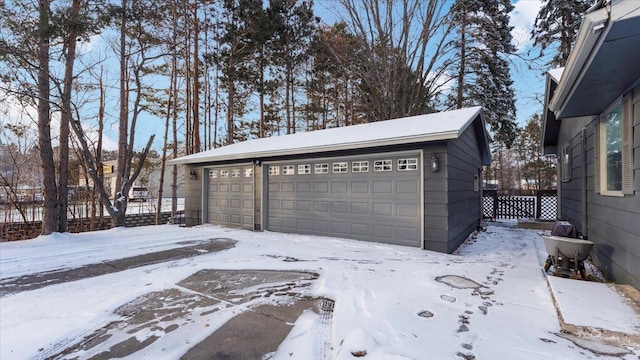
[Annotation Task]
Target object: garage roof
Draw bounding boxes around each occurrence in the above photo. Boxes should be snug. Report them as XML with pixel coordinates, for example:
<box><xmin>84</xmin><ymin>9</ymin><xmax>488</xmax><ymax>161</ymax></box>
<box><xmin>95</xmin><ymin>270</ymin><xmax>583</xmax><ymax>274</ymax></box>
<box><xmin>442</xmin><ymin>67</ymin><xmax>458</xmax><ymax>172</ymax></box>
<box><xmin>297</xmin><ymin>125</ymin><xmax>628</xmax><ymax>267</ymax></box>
<box><xmin>170</xmin><ymin>106</ymin><xmax>489</xmax><ymax>165</ymax></box>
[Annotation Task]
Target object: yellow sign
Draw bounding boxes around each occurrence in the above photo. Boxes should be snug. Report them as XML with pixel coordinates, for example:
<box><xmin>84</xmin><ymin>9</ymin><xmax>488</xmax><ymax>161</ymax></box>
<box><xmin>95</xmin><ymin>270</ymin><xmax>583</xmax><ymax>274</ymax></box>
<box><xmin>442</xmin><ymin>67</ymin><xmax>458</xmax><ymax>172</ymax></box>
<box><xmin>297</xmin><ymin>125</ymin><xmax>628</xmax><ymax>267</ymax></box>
<box><xmin>103</xmin><ymin>165</ymin><xmax>114</xmax><ymax>174</ymax></box>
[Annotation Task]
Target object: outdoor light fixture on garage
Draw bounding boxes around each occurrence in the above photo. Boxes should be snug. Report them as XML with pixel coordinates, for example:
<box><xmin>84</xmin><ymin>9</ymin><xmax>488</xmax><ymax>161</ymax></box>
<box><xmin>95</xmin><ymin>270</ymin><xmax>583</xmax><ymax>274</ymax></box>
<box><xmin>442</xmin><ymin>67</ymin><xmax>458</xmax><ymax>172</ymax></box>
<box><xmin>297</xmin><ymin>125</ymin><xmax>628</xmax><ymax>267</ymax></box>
<box><xmin>189</xmin><ymin>170</ymin><xmax>197</xmax><ymax>180</ymax></box>
<box><xmin>431</xmin><ymin>153</ymin><xmax>440</xmax><ymax>172</ymax></box>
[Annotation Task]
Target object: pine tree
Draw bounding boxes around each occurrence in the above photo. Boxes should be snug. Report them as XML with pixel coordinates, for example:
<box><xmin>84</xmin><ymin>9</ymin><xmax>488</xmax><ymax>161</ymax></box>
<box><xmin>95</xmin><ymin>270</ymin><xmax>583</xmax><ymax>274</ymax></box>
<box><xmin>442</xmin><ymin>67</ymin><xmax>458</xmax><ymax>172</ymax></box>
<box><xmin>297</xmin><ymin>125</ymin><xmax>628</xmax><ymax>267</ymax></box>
<box><xmin>269</xmin><ymin>0</ymin><xmax>317</xmax><ymax>134</ymax></box>
<box><xmin>518</xmin><ymin>114</ymin><xmax>557</xmax><ymax>189</ymax></box>
<box><xmin>447</xmin><ymin>0</ymin><xmax>517</xmax><ymax>148</ymax></box>
<box><xmin>215</xmin><ymin>0</ymin><xmax>264</xmax><ymax>144</ymax></box>
<box><xmin>531</xmin><ymin>0</ymin><xmax>592</xmax><ymax>67</ymax></box>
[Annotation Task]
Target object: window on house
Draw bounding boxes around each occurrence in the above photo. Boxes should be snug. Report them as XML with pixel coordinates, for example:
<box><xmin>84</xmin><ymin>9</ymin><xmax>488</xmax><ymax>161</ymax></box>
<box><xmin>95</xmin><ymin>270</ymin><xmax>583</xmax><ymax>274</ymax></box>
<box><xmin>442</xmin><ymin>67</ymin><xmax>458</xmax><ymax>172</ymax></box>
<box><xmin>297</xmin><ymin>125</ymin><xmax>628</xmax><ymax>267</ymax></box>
<box><xmin>332</xmin><ymin>162</ymin><xmax>348</xmax><ymax>173</ymax></box>
<box><xmin>561</xmin><ymin>144</ymin><xmax>571</xmax><ymax>182</ymax></box>
<box><xmin>283</xmin><ymin>165</ymin><xmax>295</xmax><ymax>175</ymax></box>
<box><xmin>244</xmin><ymin>168</ymin><xmax>253</xmax><ymax>178</ymax></box>
<box><xmin>352</xmin><ymin>161</ymin><xmax>369</xmax><ymax>172</ymax></box>
<box><xmin>220</xmin><ymin>170</ymin><xmax>229</xmax><ymax>178</ymax></box>
<box><xmin>598</xmin><ymin>95</ymin><xmax>633</xmax><ymax>196</ymax></box>
<box><xmin>314</xmin><ymin>163</ymin><xmax>329</xmax><ymax>174</ymax></box>
<box><xmin>231</xmin><ymin>169</ymin><xmax>241</xmax><ymax>178</ymax></box>
<box><xmin>374</xmin><ymin>160</ymin><xmax>392</xmax><ymax>172</ymax></box>
<box><xmin>268</xmin><ymin>166</ymin><xmax>280</xmax><ymax>176</ymax></box>
<box><xmin>398</xmin><ymin>158</ymin><xmax>418</xmax><ymax>171</ymax></box>
<box><xmin>298</xmin><ymin>164</ymin><xmax>311</xmax><ymax>174</ymax></box>
<box><xmin>209</xmin><ymin>170</ymin><xmax>218</xmax><ymax>179</ymax></box>
<box><xmin>602</xmin><ymin>104</ymin><xmax>622</xmax><ymax>192</ymax></box>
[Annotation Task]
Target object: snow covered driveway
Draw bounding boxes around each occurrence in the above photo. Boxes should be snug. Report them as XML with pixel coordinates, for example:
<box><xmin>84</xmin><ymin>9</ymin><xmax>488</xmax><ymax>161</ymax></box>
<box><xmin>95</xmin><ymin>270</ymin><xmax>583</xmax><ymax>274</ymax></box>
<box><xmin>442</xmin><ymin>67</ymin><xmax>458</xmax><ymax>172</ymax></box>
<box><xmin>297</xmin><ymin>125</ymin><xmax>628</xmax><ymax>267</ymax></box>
<box><xmin>1</xmin><ymin>223</ymin><xmax>638</xmax><ymax>359</ymax></box>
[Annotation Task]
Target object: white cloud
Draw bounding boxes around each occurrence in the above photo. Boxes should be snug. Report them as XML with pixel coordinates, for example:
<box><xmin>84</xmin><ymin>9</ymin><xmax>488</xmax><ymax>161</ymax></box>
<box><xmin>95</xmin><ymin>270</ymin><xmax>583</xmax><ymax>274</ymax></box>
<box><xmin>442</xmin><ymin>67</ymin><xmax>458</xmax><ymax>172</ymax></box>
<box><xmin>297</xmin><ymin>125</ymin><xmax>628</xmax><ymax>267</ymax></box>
<box><xmin>510</xmin><ymin>0</ymin><xmax>544</xmax><ymax>51</ymax></box>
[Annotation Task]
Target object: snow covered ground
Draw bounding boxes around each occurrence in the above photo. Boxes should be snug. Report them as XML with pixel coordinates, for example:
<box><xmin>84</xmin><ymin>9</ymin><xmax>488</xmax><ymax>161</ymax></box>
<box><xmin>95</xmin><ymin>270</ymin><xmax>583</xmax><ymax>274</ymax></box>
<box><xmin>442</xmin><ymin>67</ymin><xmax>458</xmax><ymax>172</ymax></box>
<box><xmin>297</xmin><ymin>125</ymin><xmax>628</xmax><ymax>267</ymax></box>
<box><xmin>1</xmin><ymin>222</ymin><xmax>638</xmax><ymax>359</ymax></box>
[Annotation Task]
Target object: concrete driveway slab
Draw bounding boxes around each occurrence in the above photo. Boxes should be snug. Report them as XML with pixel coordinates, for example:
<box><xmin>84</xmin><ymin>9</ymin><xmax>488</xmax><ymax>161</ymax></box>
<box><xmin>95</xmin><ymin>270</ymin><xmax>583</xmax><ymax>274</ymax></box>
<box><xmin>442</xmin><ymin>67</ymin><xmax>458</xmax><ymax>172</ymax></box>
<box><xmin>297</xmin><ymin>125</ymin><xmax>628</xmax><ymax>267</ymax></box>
<box><xmin>0</xmin><ymin>238</ymin><xmax>236</xmax><ymax>297</ymax></box>
<box><xmin>39</xmin><ymin>269</ymin><xmax>326</xmax><ymax>360</ymax></box>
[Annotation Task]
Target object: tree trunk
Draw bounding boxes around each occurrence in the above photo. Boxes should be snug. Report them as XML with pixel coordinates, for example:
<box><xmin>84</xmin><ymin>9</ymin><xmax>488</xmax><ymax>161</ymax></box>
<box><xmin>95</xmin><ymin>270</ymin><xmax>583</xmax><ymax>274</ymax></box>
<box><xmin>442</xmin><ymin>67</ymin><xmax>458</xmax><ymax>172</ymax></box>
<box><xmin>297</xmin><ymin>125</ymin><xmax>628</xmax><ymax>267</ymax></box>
<box><xmin>285</xmin><ymin>66</ymin><xmax>291</xmax><ymax>134</ymax></box>
<box><xmin>455</xmin><ymin>9</ymin><xmax>466</xmax><ymax>109</ymax></box>
<box><xmin>38</xmin><ymin>0</ymin><xmax>58</xmax><ymax>235</ymax></box>
<box><xmin>116</xmin><ymin>0</ymin><xmax>128</xmax><ymax>207</ymax></box>
<box><xmin>57</xmin><ymin>0</ymin><xmax>82</xmax><ymax>233</ymax></box>
<box><xmin>192</xmin><ymin>0</ymin><xmax>201</xmax><ymax>152</ymax></box>
<box><xmin>259</xmin><ymin>53</ymin><xmax>265</xmax><ymax>138</ymax></box>
<box><xmin>171</xmin><ymin>6</ymin><xmax>179</xmax><ymax>216</ymax></box>
<box><xmin>185</xmin><ymin>29</ymin><xmax>192</xmax><ymax>154</ymax></box>
<box><xmin>97</xmin><ymin>67</ymin><xmax>105</xmax><ymax>224</ymax></box>
<box><xmin>213</xmin><ymin>65</ymin><xmax>219</xmax><ymax>147</ymax></box>
<box><xmin>157</xmin><ymin>49</ymin><xmax>176</xmax><ymax>224</ymax></box>
<box><xmin>226</xmin><ymin>79</ymin><xmax>234</xmax><ymax>144</ymax></box>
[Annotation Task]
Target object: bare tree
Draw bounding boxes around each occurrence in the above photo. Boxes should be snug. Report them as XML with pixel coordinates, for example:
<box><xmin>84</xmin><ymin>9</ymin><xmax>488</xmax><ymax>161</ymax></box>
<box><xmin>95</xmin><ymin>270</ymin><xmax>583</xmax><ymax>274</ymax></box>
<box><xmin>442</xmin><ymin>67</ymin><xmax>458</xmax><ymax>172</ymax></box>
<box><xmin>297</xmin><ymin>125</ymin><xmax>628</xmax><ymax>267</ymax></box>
<box><xmin>336</xmin><ymin>0</ymin><xmax>452</xmax><ymax>121</ymax></box>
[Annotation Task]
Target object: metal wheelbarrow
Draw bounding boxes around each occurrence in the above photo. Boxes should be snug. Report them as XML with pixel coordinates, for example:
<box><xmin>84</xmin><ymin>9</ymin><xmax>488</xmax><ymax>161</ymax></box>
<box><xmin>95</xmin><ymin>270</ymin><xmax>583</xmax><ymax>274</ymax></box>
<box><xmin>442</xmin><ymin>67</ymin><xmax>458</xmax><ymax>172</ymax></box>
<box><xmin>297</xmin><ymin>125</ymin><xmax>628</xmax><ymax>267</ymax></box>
<box><xmin>542</xmin><ymin>235</ymin><xmax>595</xmax><ymax>279</ymax></box>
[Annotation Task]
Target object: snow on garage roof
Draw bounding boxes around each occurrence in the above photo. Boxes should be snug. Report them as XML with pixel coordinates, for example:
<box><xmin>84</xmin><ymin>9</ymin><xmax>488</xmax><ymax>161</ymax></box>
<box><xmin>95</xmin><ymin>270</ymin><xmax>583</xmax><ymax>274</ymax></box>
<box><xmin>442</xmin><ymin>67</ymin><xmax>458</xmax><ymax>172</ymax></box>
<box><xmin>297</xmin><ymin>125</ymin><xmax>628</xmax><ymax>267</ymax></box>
<box><xmin>170</xmin><ymin>106</ymin><xmax>486</xmax><ymax>165</ymax></box>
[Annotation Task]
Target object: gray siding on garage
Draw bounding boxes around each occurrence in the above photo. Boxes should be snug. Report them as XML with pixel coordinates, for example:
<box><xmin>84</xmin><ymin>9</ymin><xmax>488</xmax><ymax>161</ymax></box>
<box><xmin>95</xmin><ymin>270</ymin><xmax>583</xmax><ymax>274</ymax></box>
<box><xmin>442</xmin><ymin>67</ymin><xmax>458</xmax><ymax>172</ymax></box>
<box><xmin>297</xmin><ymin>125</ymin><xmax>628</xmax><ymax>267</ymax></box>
<box><xmin>206</xmin><ymin>164</ymin><xmax>254</xmax><ymax>230</ymax></box>
<box><xmin>184</xmin><ymin>165</ymin><xmax>202</xmax><ymax>226</ymax></box>
<box><xmin>446</xmin><ymin>125</ymin><xmax>484</xmax><ymax>253</ymax></box>
<box><xmin>266</xmin><ymin>152</ymin><xmax>422</xmax><ymax>247</ymax></box>
<box><xmin>420</xmin><ymin>126</ymin><xmax>484</xmax><ymax>254</ymax></box>
<box><xmin>422</xmin><ymin>142</ymin><xmax>448</xmax><ymax>252</ymax></box>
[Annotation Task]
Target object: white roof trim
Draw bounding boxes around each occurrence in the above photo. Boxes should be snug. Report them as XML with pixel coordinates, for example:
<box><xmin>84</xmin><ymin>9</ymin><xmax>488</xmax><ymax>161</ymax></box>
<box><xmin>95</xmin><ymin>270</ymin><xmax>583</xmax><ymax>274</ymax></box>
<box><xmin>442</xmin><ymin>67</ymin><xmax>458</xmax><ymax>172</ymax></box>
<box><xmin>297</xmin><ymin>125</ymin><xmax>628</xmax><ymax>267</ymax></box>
<box><xmin>549</xmin><ymin>1</ymin><xmax>640</xmax><ymax>117</ymax></box>
<box><xmin>170</xmin><ymin>107</ymin><xmax>484</xmax><ymax>165</ymax></box>
<box><xmin>549</xmin><ymin>7</ymin><xmax>609</xmax><ymax>114</ymax></box>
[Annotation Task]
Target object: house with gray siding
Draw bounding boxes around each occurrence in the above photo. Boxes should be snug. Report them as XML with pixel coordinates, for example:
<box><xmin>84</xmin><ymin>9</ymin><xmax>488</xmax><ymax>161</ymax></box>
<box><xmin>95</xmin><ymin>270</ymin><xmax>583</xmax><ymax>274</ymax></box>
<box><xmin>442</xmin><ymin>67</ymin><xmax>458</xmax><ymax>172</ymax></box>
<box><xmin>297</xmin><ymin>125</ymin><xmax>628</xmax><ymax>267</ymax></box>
<box><xmin>170</xmin><ymin>106</ymin><xmax>490</xmax><ymax>253</ymax></box>
<box><xmin>542</xmin><ymin>0</ymin><xmax>640</xmax><ymax>288</ymax></box>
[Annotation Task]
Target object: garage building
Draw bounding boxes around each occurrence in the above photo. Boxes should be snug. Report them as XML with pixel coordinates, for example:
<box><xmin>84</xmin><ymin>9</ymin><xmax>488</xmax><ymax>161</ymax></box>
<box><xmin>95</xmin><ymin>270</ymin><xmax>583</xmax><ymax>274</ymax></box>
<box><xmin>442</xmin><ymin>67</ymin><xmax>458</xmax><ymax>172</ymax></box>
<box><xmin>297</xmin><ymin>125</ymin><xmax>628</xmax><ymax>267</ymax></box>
<box><xmin>170</xmin><ymin>106</ymin><xmax>490</xmax><ymax>253</ymax></box>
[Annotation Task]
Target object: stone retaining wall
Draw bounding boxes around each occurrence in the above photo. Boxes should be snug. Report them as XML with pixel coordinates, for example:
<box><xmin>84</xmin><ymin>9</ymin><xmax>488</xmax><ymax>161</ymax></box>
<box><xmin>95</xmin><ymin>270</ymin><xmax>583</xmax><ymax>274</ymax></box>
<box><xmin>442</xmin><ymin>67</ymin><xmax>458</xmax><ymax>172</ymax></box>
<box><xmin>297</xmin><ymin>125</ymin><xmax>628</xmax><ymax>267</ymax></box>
<box><xmin>1</xmin><ymin>212</ymin><xmax>173</xmax><ymax>242</ymax></box>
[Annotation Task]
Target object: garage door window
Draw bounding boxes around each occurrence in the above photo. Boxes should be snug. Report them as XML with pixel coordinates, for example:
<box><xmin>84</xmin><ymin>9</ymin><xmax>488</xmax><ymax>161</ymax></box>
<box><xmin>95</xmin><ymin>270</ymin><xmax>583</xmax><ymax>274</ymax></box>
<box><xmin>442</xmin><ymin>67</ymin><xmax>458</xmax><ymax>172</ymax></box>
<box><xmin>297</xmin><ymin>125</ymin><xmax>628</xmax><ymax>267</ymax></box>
<box><xmin>398</xmin><ymin>158</ymin><xmax>418</xmax><ymax>171</ymax></box>
<box><xmin>315</xmin><ymin>163</ymin><xmax>329</xmax><ymax>174</ymax></box>
<box><xmin>268</xmin><ymin>166</ymin><xmax>280</xmax><ymax>176</ymax></box>
<box><xmin>231</xmin><ymin>169</ymin><xmax>241</xmax><ymax>178</ymax></box>
<box><xmin>244</xmin><ymin>168</ymin><xmax>253</xmax><ymax>177</ymax></box>
<box><xmin>209</xmin><ymin>170</ymin><xmax>218</xmax><ymax>178</ymax></box>
<box><xmin>283</xmin><ymin>165</ymin><xmax>295</xmax><ymax>175</ymax></box>
<box><xmin>298</xmin><ymin>164</ymin><xmax>311</xmax><ymax>174</ymax></box>
<box><xmin>374</xmin><ymin>160</ymin><xmax>392</xmax><ymax>172</ymax></box>
<box><xmin>220</xmin><ymin>170</ymin><xmax>229</xmax><ymax>178</ymax></box>
<box><xmin>352</xmin><ymin>161</ymin><xmax>369</xmax><ymax>172</ymax></box>
<box><xmin>333</xmin><ymin>162</ymin><xmax>348</xmax><ymax>173</ymax></box>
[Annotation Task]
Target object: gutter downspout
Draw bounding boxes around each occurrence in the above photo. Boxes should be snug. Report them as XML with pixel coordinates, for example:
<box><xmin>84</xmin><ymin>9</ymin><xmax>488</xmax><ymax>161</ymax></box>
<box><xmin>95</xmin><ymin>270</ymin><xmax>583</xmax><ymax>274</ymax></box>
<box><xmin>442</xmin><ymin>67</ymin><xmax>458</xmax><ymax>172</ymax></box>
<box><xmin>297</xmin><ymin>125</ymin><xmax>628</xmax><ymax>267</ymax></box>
<box><xmin>581</xmin><ymin>128</ymin><xmax>589</xmax><ymax>239</ymax></box>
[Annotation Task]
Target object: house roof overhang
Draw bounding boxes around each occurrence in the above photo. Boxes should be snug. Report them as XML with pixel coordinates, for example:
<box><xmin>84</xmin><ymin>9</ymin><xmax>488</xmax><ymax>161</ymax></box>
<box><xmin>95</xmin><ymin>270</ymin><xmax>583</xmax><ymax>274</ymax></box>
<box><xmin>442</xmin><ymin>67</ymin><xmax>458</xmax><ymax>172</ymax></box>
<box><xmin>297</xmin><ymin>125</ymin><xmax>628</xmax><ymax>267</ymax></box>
<box><xmin>169</xmin><ymin>107</ymin><xmax>491</xmax><ymax>166</ymax></box>
<box><xmin>549</xmin><ymin>0</ymin><xmax>640</xmax><ymax>119</ymax></box>
<box><xmin>542</xmin><ymin>69</ymin><xmax>562</xmax><ymax>155</ymax></box>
